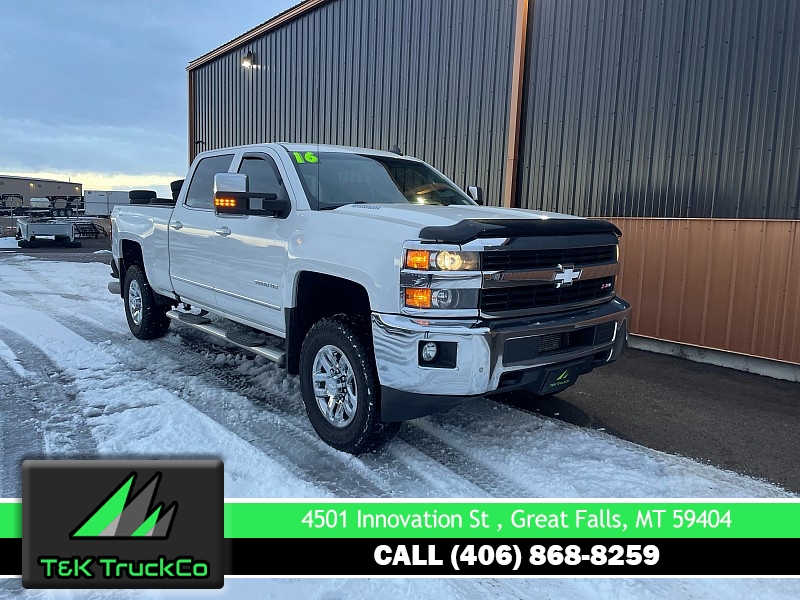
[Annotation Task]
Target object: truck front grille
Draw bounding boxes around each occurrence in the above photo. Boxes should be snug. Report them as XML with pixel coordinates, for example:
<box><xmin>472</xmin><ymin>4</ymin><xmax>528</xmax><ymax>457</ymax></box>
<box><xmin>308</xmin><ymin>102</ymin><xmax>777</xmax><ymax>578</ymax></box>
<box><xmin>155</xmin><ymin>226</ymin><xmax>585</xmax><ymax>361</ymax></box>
<box><xmin>480</xmin><ymin>277</ymin><xmax>615</xmax><ymax>314</ymax></box>
<box><xmin>482</xmin><ymin>245</ymin><xmax>616</xmax><ymax>271</ymax></box>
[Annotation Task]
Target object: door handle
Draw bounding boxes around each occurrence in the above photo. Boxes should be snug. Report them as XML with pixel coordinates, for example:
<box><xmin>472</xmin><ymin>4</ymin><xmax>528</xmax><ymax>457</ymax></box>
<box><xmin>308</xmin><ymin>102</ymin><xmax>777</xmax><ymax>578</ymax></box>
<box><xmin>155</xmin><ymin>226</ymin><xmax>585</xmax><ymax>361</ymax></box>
<box><xmin>170</xmin><ymin>221</ymin><xmax>183</xmax><ymax>230</ymax></box>
<box><xmin>214</xmin><ymin>226</ymin><xmax>231</xmax><ymax>237</ymax></box>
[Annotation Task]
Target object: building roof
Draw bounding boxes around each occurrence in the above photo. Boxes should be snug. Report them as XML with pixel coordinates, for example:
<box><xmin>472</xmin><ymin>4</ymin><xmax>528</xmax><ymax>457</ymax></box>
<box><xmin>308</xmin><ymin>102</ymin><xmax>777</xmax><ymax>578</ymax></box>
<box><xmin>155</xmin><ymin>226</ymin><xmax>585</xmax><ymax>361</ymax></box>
<box><xmin>187</xmin><ymin>0</ymin><xmax>330</xmax><ymax>71</ymax></box>
<box><xmin>0</xmin><ymin>174</ymin><xmax>82</xmax><ymax>186</ymax></box>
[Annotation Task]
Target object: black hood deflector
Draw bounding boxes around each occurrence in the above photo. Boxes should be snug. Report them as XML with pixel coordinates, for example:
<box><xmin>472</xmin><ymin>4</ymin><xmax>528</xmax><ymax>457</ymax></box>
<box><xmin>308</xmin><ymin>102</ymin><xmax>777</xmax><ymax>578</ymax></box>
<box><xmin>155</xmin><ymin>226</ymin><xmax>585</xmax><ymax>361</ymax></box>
<box><xmin>418</xmin><ymin>218</ymin><xmax>622</xmax><ymax>245</ymax></box>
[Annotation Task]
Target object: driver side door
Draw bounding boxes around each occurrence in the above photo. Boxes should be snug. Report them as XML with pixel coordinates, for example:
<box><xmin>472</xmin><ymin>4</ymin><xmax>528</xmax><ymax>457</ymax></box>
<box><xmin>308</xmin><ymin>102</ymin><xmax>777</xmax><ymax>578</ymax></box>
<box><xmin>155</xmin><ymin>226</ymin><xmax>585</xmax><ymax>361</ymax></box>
<box><xmin>212</xmin><ymin>151</ymin><xmax>291</xmax><ymax>335</ymax></box>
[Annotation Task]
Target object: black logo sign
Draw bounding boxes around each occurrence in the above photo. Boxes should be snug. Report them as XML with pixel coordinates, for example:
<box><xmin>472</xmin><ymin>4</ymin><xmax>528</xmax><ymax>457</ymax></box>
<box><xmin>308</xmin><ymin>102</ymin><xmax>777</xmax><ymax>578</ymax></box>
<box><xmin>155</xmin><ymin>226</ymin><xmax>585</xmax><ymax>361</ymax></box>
<box><xmin>22</xmin><ymin>460</ymin><xmax>223</xmax><ymax>589</ymax></box>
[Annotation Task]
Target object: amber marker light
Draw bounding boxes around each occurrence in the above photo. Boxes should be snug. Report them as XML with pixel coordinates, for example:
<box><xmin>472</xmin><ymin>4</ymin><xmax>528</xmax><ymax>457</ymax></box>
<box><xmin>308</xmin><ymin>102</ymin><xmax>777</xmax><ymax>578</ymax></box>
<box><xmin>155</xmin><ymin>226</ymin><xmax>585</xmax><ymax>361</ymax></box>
<box><xmin>214</xmin><ymin>198</ymin><xmax>237</xmax><ymax>207</ymax></box>
<box><xmin>405</xmin><ymin>249</ymin><xmax>430</xmax><ymax>270</ymax></box>
<box><xmin>405</xmin><ymin>288</ymin><xmax>432</xmax><ymax>308</ymax></box>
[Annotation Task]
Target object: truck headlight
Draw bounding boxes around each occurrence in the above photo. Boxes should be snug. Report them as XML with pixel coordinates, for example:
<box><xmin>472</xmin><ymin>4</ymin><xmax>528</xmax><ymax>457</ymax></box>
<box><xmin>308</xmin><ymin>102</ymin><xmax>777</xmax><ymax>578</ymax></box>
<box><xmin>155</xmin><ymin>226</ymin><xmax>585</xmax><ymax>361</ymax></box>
<box><xmin>404</xmin><ymin>249</ymin><xmax>479</xmax><ymax>271</ymax></box>
<box><xmin>404</xmin><ymin>288</ymin><xmax>478</xmax><ymax>309</ymax></box>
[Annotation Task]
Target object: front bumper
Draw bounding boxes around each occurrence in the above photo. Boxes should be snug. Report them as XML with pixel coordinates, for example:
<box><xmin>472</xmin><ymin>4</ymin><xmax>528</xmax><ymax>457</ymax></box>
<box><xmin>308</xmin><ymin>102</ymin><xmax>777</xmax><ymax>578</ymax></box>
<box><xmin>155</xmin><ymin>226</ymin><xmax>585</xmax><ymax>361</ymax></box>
<box><xmin>372</xmin><ymin>297</ymin><xmax>630</xmax><ymax>421</ymax></box>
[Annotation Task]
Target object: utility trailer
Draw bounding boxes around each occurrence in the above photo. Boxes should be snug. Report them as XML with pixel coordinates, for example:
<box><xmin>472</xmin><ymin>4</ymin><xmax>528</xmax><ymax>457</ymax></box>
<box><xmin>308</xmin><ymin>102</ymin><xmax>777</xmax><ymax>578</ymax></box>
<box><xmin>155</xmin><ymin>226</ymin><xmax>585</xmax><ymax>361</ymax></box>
<box><xmin>15</xmin><ymin>216</ymin><xmax>103</xmax><ymax>248</ymax></box>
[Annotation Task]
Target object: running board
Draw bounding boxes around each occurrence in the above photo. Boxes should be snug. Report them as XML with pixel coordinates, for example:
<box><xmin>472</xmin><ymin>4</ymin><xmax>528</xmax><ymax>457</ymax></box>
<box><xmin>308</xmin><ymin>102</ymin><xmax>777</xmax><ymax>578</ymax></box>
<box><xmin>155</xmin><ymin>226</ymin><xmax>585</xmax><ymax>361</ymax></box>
<box><xmin>166</xmin><ymin>310</ymin><xmax>285</xmax><ymax>366</ymax></box>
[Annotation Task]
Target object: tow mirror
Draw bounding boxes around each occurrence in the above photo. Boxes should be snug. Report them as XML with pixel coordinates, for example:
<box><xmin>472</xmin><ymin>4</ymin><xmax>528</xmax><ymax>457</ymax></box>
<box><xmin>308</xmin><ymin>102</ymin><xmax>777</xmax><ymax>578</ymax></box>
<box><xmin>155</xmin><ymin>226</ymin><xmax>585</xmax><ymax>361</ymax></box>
<box><xmin>213</xmin><ymin>173</ymin><xmax>291</xmax><ymax>218</ymax></box>
<box><xmin>467</xmin><ymin>185</ymin><xmax>484</xmax><ymax>205</ymax></box>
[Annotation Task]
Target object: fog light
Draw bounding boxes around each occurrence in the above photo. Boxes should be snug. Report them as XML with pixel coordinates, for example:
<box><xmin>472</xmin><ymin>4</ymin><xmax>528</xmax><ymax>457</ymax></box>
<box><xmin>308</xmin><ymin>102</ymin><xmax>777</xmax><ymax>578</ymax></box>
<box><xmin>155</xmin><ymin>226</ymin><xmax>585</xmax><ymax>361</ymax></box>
<box><xmin>421</xmin><ymin>342</ymin><xmax>438</xmax><ymax>362</ymax></box>
<box><xmin>432</xmin><ymin>289</ymin><xmax>457</xmax><ymax>308</ymax></box>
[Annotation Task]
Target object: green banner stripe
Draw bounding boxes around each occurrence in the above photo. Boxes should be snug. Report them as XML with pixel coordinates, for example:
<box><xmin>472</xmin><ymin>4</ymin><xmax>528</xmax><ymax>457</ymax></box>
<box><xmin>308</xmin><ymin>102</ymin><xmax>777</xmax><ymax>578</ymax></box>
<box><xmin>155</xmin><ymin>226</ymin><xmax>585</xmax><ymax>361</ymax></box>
<box><xmin>224</xmin><ymin>502</ymin><xmax>800</xmax><ymax>539</ymax></box>
<box><xmin>0</xmin><ymin>504</ymin><xmax>21</xmax><ymax>538</ymax></box>
<box><xmin>3</xmin><ymin>501</ymin><xmax>800</xmax><ymax>539</ymax></box>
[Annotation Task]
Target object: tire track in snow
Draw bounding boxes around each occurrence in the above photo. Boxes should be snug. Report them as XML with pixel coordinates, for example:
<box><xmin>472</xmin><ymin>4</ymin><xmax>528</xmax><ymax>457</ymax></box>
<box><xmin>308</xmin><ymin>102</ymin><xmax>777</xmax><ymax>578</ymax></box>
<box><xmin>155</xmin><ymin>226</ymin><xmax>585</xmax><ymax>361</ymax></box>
<box><xmin>394</xmin><ymin>425</ymin><xmax>529</xmax><ymax>497</ymax></box>
<box><xmin>0</xmin><ymin>338</ymin><xmax>46</xmax><ymax>497</ymax></box>
<box><xmin>55</xmin><ymin>311</ymin><xmax>530</xmax><ymax>497</ymax></box>
<box><xmin>0</xmin><ymin>325</ymin><xmax>98</xmax><ymax>468</ymax></box>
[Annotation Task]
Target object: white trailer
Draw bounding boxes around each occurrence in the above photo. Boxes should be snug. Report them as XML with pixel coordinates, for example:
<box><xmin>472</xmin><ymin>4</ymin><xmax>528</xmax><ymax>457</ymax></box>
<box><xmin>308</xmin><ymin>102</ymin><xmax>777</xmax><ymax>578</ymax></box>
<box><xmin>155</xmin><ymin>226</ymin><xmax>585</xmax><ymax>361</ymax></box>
<box><xmin>84</xmin><ymin>190</ymin><xmax>132</xmax><ymax>217</ymax></box>
<box><xmin>15</xmin><ymin>216</ymin><xmax>102</xmax><ymax>248</ymax></box>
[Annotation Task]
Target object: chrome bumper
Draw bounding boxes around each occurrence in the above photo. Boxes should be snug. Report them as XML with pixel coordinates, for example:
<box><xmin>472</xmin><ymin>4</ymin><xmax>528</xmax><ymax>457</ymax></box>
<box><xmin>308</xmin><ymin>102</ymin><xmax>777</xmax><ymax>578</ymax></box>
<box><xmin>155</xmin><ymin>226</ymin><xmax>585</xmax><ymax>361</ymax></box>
<box><xmin>372</xmin><ymin>297</ymin><xmax>630</xmax><ymax>400</ymax></box>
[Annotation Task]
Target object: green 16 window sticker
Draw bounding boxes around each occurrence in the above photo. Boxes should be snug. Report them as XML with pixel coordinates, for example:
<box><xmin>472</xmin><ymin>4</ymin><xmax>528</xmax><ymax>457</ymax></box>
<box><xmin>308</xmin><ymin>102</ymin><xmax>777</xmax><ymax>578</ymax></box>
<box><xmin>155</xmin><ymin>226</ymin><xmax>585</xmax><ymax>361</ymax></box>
<box><xmin>293</xmin><ymin>151</ymin><xmax>319</xmax><ymax>164</ymax></box>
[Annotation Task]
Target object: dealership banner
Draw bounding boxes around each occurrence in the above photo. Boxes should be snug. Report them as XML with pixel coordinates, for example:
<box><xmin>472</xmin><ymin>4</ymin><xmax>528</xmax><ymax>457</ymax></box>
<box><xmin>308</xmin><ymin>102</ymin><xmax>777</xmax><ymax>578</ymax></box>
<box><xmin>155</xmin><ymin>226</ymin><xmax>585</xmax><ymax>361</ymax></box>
<box><xmin>3</xmin><ymin>483</ymin><xmax>800</xmax><ymax>581</ymax></box>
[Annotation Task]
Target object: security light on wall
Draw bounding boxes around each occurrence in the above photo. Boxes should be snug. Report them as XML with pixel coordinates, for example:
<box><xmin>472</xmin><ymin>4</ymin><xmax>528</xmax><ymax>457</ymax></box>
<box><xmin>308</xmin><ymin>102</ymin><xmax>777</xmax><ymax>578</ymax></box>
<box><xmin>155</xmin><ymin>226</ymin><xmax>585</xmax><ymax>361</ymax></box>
<box><xmin>241</xmin><ymin>51</ymin><xmax>256</xmax><ymax>68</ymax></box>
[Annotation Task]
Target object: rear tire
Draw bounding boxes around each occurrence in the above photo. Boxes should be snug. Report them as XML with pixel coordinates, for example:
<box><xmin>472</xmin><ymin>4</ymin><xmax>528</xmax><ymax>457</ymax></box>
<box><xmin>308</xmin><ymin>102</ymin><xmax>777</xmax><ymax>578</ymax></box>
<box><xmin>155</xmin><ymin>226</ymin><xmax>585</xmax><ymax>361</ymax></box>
<box><xmin>123</xmin><ymin>265</ymin><xmax>170</xmax><ymax>339</ymax></box>
<box><xmin>299</xmin><ymin>315</ymin><xmax>400</xmax><ymax>454</ymax></box>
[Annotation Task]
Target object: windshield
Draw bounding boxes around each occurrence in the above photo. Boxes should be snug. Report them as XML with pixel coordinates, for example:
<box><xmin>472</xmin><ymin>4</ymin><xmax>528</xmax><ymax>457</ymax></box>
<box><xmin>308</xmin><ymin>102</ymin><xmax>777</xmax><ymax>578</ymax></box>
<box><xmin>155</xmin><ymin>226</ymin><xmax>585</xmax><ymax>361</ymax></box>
<box><xmin>288</xmin><ymin>151</ymin><xmax>475</xmax><ymax>210</ymax></box>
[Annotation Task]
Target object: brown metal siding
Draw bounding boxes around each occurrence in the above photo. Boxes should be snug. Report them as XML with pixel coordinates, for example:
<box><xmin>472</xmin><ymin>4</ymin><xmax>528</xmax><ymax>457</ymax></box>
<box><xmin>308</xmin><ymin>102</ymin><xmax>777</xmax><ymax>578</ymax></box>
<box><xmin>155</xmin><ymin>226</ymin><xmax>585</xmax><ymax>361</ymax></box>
<box><xmin>518</xmin><ymin>0</ymin><xmax>800</xmax><ymax>220</ymax></box>
<box><xmin>612</xmin><ymin>218</ymin><xmax>800</xmax><ymax>364</ymax></box>
<box><xmin>189</xmin><ymin>0</ymin><xmax>516</xmax><ymax>206</ymax></box>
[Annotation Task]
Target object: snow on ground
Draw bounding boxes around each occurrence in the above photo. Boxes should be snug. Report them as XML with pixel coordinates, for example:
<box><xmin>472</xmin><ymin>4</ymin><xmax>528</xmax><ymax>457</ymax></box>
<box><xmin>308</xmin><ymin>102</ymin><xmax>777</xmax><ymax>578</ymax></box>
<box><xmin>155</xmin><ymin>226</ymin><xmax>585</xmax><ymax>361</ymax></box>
<box><xmin>0</xmin><ymin>255</ymin><xmax>797</xmax><ymax>599</ymax></box>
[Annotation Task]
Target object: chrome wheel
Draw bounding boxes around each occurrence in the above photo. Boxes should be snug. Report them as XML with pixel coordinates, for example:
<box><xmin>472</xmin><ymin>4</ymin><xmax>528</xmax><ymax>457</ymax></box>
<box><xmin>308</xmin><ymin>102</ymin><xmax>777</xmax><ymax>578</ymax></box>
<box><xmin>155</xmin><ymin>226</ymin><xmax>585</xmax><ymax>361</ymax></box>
<box><xmin>128</xmin><ymin>279</ymin><xmax>143</xmax><ymax>326</ymax></box>
<box><xmin>312</xmin><ymin>344</ymin><xmax>357</xmax><ymax>428</ymax></box>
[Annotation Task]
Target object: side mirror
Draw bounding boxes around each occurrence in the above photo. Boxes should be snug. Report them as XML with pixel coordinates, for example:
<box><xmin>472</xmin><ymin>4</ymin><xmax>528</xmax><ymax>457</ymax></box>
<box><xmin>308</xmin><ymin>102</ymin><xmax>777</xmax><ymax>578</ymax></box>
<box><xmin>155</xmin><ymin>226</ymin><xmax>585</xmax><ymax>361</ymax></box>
<box><xmin>213</xmin><ymin>173</ymin><xmax>291</xmax><ymax>218</ymax></box>
<box><xmin>467</xmin><ymin>185</ymin><xmax>484</xmax><ymax>205</ymax></box>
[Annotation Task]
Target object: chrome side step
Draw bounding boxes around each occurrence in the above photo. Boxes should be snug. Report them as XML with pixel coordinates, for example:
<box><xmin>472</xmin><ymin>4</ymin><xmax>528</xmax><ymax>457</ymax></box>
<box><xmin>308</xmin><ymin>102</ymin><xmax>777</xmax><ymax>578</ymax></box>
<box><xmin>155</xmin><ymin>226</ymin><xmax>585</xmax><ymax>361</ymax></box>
<box><xmin>166</xmin><ymin>310</ymin><xmax>285</xmax><ymax>366</ymax></box>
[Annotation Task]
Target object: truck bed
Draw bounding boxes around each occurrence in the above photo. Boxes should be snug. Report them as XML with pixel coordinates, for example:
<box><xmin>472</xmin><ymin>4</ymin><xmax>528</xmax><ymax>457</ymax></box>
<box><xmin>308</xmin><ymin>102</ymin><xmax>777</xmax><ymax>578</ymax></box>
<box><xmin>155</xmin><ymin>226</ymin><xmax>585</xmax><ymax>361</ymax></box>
<box><xmin>111</xmin><ymin>205</ymin><xmax>173</xmax><ymax>296</ymax></box>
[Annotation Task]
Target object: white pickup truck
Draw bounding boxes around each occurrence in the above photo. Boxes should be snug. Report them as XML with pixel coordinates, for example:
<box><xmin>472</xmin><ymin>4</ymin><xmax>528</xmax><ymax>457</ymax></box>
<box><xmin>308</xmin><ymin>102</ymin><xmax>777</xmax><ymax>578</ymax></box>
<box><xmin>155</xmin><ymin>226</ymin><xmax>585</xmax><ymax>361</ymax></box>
<box><xmin>110</xmin><ymin>143</ymin><xmax>630</xmax><ymax>453</ymax></box>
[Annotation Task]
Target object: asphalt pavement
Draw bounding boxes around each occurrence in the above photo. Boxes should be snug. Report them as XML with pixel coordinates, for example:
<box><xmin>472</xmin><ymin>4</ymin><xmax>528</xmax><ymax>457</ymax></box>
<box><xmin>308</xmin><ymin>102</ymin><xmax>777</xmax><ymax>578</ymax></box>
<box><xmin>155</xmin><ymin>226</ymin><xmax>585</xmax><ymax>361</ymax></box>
<box><xmin>502</xmin><ymin>349</ymin><xmax>800</xmax><ymax>494</ymax></box>
<box><xmin>4</xmin><ymin>238</ymin><xmax>799</xmax><ymax>494</ymax></box>
<box><xmin>1</xmin><ymin>235</ymin><xmax>113</xmax><ymax>263</ymax></box>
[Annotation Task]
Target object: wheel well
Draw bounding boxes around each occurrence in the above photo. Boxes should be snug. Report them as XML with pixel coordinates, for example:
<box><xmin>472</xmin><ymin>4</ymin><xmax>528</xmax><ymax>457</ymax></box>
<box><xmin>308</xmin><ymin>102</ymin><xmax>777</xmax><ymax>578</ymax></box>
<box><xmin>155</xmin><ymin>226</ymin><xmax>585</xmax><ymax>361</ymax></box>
<box><xmin>118</xmin><ymin>241</ymin><xmax>173</xmax><ymax>306</ymax></box>
<box><xmin>286</xmin><ymin>272</ymin><xmax>371</xmax><ymax>375</ymax></box>
<box><xmin>120</xmin><ymin>240</ymin><xmax>143</xmax><ymax>284</ymax></box>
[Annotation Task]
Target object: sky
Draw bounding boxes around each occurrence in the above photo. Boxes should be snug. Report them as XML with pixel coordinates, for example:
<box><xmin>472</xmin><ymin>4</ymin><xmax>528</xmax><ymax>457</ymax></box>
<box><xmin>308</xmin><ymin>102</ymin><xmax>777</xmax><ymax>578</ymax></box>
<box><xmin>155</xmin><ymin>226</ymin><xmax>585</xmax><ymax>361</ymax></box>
<box><xmin>0</xmin><ymin>254</ymin><xmax>799</xmax><ymax>597</ymax></box>
<box><xmin>0</xmin><ymin>0</ymin><xmax>296</xmax><ymax>196</ymax></box>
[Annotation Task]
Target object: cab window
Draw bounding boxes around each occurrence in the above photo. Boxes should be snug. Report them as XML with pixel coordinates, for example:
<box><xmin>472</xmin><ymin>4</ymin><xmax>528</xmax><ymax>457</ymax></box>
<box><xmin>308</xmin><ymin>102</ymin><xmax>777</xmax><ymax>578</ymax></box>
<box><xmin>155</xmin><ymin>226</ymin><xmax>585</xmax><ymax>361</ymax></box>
<box><xmin>185</xmin><ymin>154</ymin><xmax>234</xmax><ymax>209</ymax></box>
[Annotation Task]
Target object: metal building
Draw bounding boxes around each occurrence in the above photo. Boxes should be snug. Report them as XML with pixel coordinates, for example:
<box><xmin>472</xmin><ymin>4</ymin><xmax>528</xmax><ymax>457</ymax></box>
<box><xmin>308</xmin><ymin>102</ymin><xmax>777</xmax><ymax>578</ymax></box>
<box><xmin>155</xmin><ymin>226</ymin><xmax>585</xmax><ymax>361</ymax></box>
<box><xmin>188</xmin><ymin>0</ymin><xmax>800</xmax><ymax>367</ymax></box>
<box><xmin>0</xmin><ymin>174</ymin><xmax>83</xmax><ymax>205</ymax></box>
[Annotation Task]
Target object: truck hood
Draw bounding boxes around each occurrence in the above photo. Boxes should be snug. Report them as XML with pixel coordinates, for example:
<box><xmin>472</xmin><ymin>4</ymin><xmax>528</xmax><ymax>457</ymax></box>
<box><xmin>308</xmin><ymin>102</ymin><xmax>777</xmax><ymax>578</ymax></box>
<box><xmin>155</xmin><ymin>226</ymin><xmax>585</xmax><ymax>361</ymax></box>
<box><xmin>330</xmin><ymin>203</ymin><xmax>580</xmax><ymax>230</ymax></box>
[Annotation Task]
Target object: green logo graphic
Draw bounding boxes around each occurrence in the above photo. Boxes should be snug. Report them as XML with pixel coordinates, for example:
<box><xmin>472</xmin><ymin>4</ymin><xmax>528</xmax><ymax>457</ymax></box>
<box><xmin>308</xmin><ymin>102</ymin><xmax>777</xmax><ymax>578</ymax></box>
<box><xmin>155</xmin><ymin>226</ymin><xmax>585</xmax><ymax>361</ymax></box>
<box><xmin>556</xmin><ymin>370</ymin><xmax>570</xmax><ymax>381</ymax></box>
<box><xmin>70</xmin><ymin>472</ymin><xmax>178</xmax><ymax>539</ymax></box>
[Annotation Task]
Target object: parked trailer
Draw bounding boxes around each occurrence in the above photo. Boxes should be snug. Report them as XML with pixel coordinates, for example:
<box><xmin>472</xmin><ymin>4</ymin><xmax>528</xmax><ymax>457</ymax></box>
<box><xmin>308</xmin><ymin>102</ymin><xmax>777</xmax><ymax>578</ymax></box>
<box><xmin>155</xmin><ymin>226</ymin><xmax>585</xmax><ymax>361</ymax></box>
<box><xmin>10</xmin><ymin>196</ymin><xmax>81</xmax><ymax>217</ymax></box>
<box><xmin>15</xmin><ymin>216</ymin><xmax>103</xmax><ymax>248</ymax></box>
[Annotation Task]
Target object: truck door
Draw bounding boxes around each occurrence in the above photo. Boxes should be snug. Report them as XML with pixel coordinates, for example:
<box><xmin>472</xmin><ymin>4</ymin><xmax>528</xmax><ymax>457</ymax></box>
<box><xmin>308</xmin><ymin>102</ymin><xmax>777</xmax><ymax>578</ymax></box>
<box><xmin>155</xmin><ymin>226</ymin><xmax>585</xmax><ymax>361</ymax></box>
<box><xmin>169</xmin><ymin>153</ymin><xmax>234</xmax><ymax>309</ymax></box>
<box><xmin>213</xmin><ymin>151</ymin><xmax>290</xmax><ymax>334</ymax></box>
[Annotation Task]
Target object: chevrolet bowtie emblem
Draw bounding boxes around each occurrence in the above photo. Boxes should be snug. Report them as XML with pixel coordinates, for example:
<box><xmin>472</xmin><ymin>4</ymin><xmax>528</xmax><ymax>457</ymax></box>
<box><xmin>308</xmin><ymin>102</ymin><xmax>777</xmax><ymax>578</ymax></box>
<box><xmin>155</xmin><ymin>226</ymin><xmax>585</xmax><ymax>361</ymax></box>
<box><xmin>552</xmin><ymin>264</ymin><xmax>582</xmax><ymax>288</ymax></box>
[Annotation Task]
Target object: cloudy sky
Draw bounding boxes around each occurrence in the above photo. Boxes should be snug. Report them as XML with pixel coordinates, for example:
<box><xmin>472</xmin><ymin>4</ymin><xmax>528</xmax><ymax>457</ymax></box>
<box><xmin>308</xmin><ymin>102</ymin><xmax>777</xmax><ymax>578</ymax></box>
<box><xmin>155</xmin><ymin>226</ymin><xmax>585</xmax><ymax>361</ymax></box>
<box><xmin>0</xmin><ymin>0</ymin><xmax>296</xmax><ymax>196</ymax></box>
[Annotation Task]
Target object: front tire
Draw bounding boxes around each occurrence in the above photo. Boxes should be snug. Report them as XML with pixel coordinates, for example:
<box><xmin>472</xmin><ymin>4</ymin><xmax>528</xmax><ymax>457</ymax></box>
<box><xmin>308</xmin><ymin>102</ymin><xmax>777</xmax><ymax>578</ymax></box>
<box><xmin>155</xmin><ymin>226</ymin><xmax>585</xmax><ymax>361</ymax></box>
<box><xmin>123</xmin><ymin>265</ymin><xmax>170</xmax><ymax>339</ymax></box>
<box><xmin>299</xmin><ymin>315</ymin><xmax>399</xmax><ymax>454</ymax></box>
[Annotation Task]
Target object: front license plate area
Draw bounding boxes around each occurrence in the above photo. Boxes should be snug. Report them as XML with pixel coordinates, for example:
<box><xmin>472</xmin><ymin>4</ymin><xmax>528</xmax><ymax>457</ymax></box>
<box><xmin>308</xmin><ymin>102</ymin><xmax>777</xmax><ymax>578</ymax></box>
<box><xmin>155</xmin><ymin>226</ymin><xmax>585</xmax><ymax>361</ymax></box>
<box><xmin>538</xmin><ymin>361</ymin><xmax>584</xmax><ymax>395</ymax></box>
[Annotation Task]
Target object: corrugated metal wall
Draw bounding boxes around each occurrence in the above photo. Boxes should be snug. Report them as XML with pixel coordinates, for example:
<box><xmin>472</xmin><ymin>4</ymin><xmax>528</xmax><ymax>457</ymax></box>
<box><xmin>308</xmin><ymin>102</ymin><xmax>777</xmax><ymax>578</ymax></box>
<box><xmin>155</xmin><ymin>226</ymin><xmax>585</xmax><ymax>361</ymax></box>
<box><xmin>518</xmin><ymin>0</ymin><xmax>800</xmax><ymax>219</ymax></box>
<box><xmin>191</xmin><ymin>0</ymin><xmax>516</xmax><ymax>206</ymax></box>
<box><xmin>613</xmin><ymin>218</ymin><xmax>800</xmax><ymax>364</ymax></box>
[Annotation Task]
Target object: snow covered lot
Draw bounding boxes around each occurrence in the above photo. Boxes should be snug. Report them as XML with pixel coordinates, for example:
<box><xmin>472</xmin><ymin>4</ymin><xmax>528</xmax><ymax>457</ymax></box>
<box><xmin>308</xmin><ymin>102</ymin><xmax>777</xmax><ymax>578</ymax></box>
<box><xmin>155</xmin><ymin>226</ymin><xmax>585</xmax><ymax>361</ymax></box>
<box><xmin>0</xmin><ymin>255</ymin><xmax>797</xmax><ymax>598</ymax></box>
